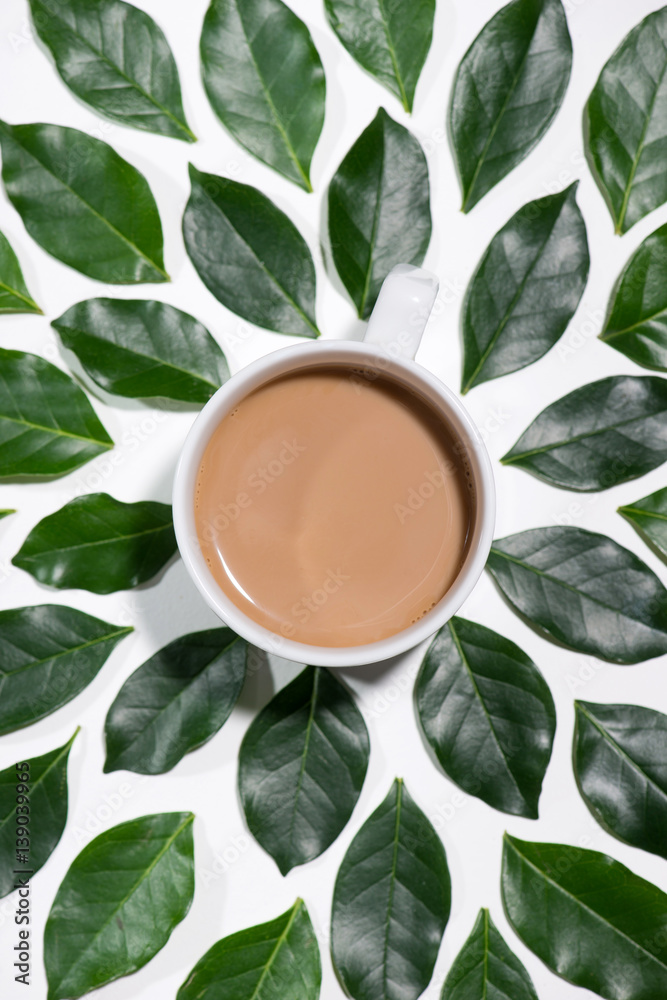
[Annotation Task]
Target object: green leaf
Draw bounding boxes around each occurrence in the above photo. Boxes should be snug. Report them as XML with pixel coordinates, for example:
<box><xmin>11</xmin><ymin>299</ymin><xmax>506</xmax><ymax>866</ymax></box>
<box><xmin>501</xmin><ymin>375</ymin><xmax>667</xmax><ymax>491</ymax></box>
<box><xmin>324</xmin><ymin>0</ymin><xmax>434</xmax><ymax>113</ymax></box>
<box><xmin>183</xmin><ymin>165</ymin><xmax>319</xmax><ymax>337</ymax></box>
<box><xmin>487</xmin><ymin>526</ymin><xmax>667</xmax><ymax>664</ymax></box>
<box><xmin>574</xmin><ymin>700</ymin><xmax>667</xmax><ymax>861</ymax></box>
<box><xmin>586</xmin><ymin>7</ymin><xmax>667</xmax><ymax>235</ymax></box>
<box><xmin>0</xmin><ymin>509</ymin><xmax>15</xmax><ymax>519</ymax></box>
<box><xmin>441</xmin><ymin>907</ymin><xmax>538</xmax><ymax>1000</ymax></box>
<box><xmin>44</xmin><ymin>811</ymin><xmax>195</xmax><ymax>1000</ymax></box>
<box><xmin>0</xmin><ymin>605</ymin><xmax>132</xmax><ymax>735</ymax></box>
<box><xmin>201</xmin><ymin>0</ymin><xmax>324</xmax><ymax>191</ymax></box>
<box><xmin>53</xmin><ymin>298</ymin><xmax>229</xmax><ymax>403</ymax></box>
<box><xmin>104</xmin><ymin>628</ymin><xmax>246</xmax><ymax>775</ymax></box>
<box><xmin>502</xmin><ymin>834</ymin><xmax>667</xmax><ymax>1000</ymax></box>
<box><xmin>177</xmin><ymin>898</ymin><xmax>321</xmax><ymax>1000</ymax></box>
<box><xmin>239</xmin><ymin>665</ymin><xmax>369</xmax><ymax>875</ymax></box>
<box><xmin>462</xmin><ymin>184</ymin><xmax>589</xmax><ymax>392</ymax></box>
<box><xmin>415</xmin><ymin>617</ymin><xmax>555</xmax><ymax>819</ymax></box>
<box><xmin>0</xmin><ymin>729</ymin><xmax>79</xmax><ymax>898</ymax></box>
<box><xmin>13</xmin><ymin>492</ymin><xmax>176</xmax><ymax>593</ymax></box>
<box><xmin>0</xmin><ymin>228</ymin><xmax>41</xmax><ymax>313</ymax></box>
<box><xmin>0</xmin><ymin>121</ymin><xmax>167</xmax><ymax>283</ymax></box>
<box><xmin>619</xmin><ymin>485</ymin><xmax>667</xmax><ymax>561</ymax></box>
<box><xmin>331</xmin><ymin>778</ymin><xmax>451</xmax><ymax>1000</ymax></box>
<box><xmin>28</xmin><ymin>0</ymin><xmax>195</xmax><ymax>142</ymax></box>
<box><xmin>328</xmin><ymin>108</ymin><xmax>431</xmax><ymax>320</ymax></box>
<box><xmin>0</xmin><ymin>349</ymin><xmax>113</xmax><ymax>479</ymax></box>
<box><xmin>451</xmin><ymin>0</ymin><xmax>572</xmax><ymax>213</ymax></box>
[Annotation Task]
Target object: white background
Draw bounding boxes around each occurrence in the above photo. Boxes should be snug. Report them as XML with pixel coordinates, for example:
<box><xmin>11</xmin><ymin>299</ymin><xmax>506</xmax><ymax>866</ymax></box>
<box><xmin>1</xmin><ymin>0</ymin><xmax>666</xmax><ymax>998</ymax></box>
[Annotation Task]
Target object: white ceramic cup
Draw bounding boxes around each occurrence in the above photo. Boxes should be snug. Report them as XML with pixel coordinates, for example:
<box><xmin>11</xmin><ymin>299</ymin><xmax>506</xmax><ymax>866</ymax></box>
<box><xmin>173</xmin><ymin>265</ymin><xmax>496</xmax><ymax>667</ymax></box>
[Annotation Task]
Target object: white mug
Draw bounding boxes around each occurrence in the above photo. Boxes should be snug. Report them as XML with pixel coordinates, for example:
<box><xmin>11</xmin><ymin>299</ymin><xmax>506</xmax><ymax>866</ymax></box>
<box><xmin>173</xmin><ymin>265</ymin><xmax>496</xmax><ymax>667</ymax></box>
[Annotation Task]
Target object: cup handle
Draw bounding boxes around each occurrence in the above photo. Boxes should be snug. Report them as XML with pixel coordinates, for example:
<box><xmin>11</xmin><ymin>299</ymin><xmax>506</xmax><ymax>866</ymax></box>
<box><xmin>363</xmin><ymin>264</ymin><xmax>440</xmax><ymax>362</ymax></box>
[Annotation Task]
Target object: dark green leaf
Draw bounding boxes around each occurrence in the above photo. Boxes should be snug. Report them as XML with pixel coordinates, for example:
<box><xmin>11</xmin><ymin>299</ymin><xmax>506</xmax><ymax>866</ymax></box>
<box><xmin>177</xmin><ymin>898</ymin><xmax>321</xmax><ymax>1000</ymax></box>
<box><xmin>487</xmin><ymin>526</ymin><xmax>667</xmax><ymax>664</ymax></box>
<box><xmin>451</xmin><ymin>0</ymin><xmax>572</xmax><ymax>212</ymax></box>
<box><xmin>239</xmin><ymin>665</ymin><xmax>369</xmax><ymax>875</ymax></box>
<box><xmin>619</xmin><ymin>485</ymin><xmax>667</xmax><ymax>561</ymax></box>
<box><xmin>183</xmin><ymin>165</ymin><xmax>319</xmax><ymax>337</ymax></box>
<box><xmin>201</xmin><ymin>0</ymin><xmax>324</xmax><ymax>191</ymax></box>
<box><xmin>324</xmin><ymin>0</ymin><xmax>434</xmax><ymax>113</ymax></box>
<box><xmin>462</xmin><ymin>184</ymin><xmax>589</xmax><ymax>392</ymax></box>
<box><xmin>0</xmin><ymin>509</ymin><xmax>15</xmax><ymax>519</ymax></box>
<box><xmin>13</xmin><ymin>492</ymin><xmax>176</xmax><ymax>593</ymax></box>
<box><xmin>104</xmin><ymin>628</ymin><xmax>246</xmax><ymax>775</ymax></box>
<box><xmin>328</xmin><ymin>108</ymin><xmax>431</xmax><ymax>320</ymax></box>
<box><xmin>45</xmin><ymin>812</ymin><xmax>195</xmax><ymax>1000</ymax></box>
<box><xmin>331</xmin><ymin>778</ymin><xmax>450</xmax><ymax>1000</ymax></box>
<box><xmin>586</xmin><ymin>7</ymin><xmax>667</xmax><ymax>234</ymax></box>
<box><xmin>53</xmin><ymin>298</ymin><xmax>229</xmax><ymax>403</ymax></box>
<box><xmin>502</xmin><ymin>375</ymin><xmax>667</xmax><ymax>491</ymax></box>
<box><xmin>0</xmin><ymin>605</ymin><xmax>132</xmax><ymax>735</ymax></box>
<box><xmin>0</xmin><ymin>121</ymin><xmax>167</xmax><ymax>283</ymax></box>
<box><xmin>0</xmin><ymin>349</ymin><xmax>113</xmax><ymax>479</ymax></box>
<box><xmin>0</xmin><ymin>729</ymin><xmax>78</xmax><ymax>898</ymax></box>
<box><xmin>0</xmin><ymin>228</ymin><xmax>41</xmax><ymax>313</ymax></box>
<box><xmin>502</xmin><ymin>834</ymin><xmax>667</xmax><ymax>1000</ymax></box>
<box><xmin>416</xmin><ymin>617</ymin><xmax>555</xmax><ymax>819</ymax></box>
<box><xmin>28</xmin><ymin>0</ymin><xmax>195</xmax><ymax>142</ymax></box>
<box><xmin>441</xmin><ymin>907</ymin><xmax>538</xmax><ymax>1000</ymax></box>
<box><xmin>574</xmin><ymin>700</ymin><xmax>667</xmax><ymax>861</ymax></box>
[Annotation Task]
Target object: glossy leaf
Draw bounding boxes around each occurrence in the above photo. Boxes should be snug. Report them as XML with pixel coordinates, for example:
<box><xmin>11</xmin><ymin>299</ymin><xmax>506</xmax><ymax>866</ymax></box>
<box><xmin>53</xmin><ymin>298</ymin><xmax>229</xmax><ymax>403</ymax></box>
<box><xmin>183</xmin><ymin>165</ymin><xmax>319</xmax><ymax>337</ymax></box>
<box><xmin>502</xmin><ymin>834</ymin><xmax>667</xmax><ymax>1000</ymax></box>
<box><xmin>502</xmin><ymin>375</ymin><xmax>667</xmax><ymax>491</ymax></box>
<box><xmin>0</xmin><ymin>605</ymin><xmax>132</xmax><ymax>735</ymax></box>
<box><xmin>574</xmin><ymin>700</ymin><xmax>667</xmax><ymax>860</ymax></box>
<box><xmin>619</xmin><ymin>485</ymin><xmax>667</xmax><ymax>561</ymax></box>
<box><xmin>441</xmin><ymin>907</ymin><xmax>538</xmax><ymax>1000</ymax></box>
<box><xmin>0</xmin><ymin>228</ymin><xmax>41</xmax><ymax>313</ymax></box>
<box><xmin>239</xmin><ymin>665</ymin><xmax>369</xmax><ymax>874</ymax></box>
<box><xmin>328</xmin><ymin>109</ymin><xmax>431</xmax><ymax>320</ymax></box>
<box><xmin>0</xmin><ymin>349</ymin><xmax>113</xmax><ymax>479</ymax></box>
<box><xmin>104</xmin><ymin>628</ymin><xmax>246</xmax><ymax>775</ymax></box>
<box><xmin>201</xmin><ymin>0</ymin><xmax>324</xmax><ymax>191</ymax></box>
<box><xmin>28</xmin><ymin>0</ymin><xmax>195</xmax><ymax>141</ymax></box>
<box><xmin>586</xmin><ymin>7</ymin><xmax>667</xmax><ymax>234</ymax></box>
<box><xmin>45</xmin><ymin>812</ymin><xmax>195</xmax><ymax>1000</ymax></box>
<box><xmin>462</xmin><ymin>183</ymin><xmax>589</xmax><ymax>392</ymax></box>
<box><xmin>177</xmin><ymin>898</ymin><xmax>321</xmax><ymax>1000</ymax></box>
<box><xmin>331</xmin><ymin>778</ymin><xmax>450</xmax><ymax>1000</ymax></box>
<box><xmin>324</xmin><ymin>0</ymin><xmax>434</xmax><ymax>113</ymax></box>
<box><xmin>487</xmin><ymin>526</ymin><xmax>667</xmax><ymax>664</ymax></box>
<box><xmin>416</xmin><ymin>617</ymin><xmax>555</xmax><ymax>819</ymax></box>
<box><xmin>451</xmin><ymin>0</ymin><xmax>572</xmax><ymax>212</ymax></box>
<box><xmin>13</xmin><ymin>492</ymin><xmax>176</xmax><ymax>593</ymax></box>
<box><xmin>0</xmin><ymin>120</ymin><xmax>167</xmax><ymax>283</ymax></box>
<box><xmin>0</xmin><ymin>729</ymin><xmax>78</xmax><ymax>898</ymax></box>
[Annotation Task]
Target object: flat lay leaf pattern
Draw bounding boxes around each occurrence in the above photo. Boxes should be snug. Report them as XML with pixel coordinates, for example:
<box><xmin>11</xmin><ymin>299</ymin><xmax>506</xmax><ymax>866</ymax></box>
<box><xmin>0</xmin><ymin>121</ymin><xmax>167</xmax><ymax>283</ymax></box>
<box><xmin>502</xmin><ymin>375</ymin><xmax>667</xmax><ymax>490</ymax></box>
<box><xmin>28</xmin><ymin>0</ymin><xmax>195</xmax><ymax>141</ymax></box>
<box><xmin>0</xmin><ymin>228</ymin><xmax>41</xmax><ymax>313</ymax></box>
<box><xmin>328</xmin><ymin>108</ymin><xmax>431</xmax><ymax>319</ymax></box>
<box><xmin>487</xmin><ymin>526</ymin><xmax>667</xmax><ymax>664</ymax></box>
<box><xmin>104</xmin><ymin>628</ymin><xmax>246</xmax><ymax>775</ymax></box>
<box><xmin>44</xmin><ymin>812</ymin><xmax>195</xmax><ymax>1000</ymax></box>
<box><xmin>462</xmin><ymin>183</ymin><xmax>589</xmax><ymax>392</ymax></box>
<box><xmin>239</xmin><ymin>665</ymin><xmax>369</xmax><ymax>875</ymax></box>
<box><xmin>331</xmin><ymin>778</ymin><xmax>451</xmax><ymax>1000</ymax></box>
<box><xmin>0</xmin><ymin>349</ymin><xmax>113</xmax><ymax>479</ymax></box>
<box><xmin>177</xmin><ymin>898</ymin><xmax>321</xmax><ymax>1000</ymax></box>
<box><xmin>416</xmin><ymin>617</ymin><xmax>555</xmax><ymax>819</ymax></box>
<box><xmin>201</xmin><ymin>0</ymin><xmax>325</xmax><ymax>190</ymax></box>
<box><xmin>619</xmin><ymin>485</ymin><xmax>667</xmax><ymax>561</ymax></box>
<box><xmin>183</xmin><ymin>165</ymin><xmax>319</xmax><ymax>337</ymax></box>
<box><xmin>502</xmin><ymin>834</ymin><xmax>667</xmax><ymax>1000</ymax></box>
<box><xmin>450</xmin><ymin>0</ymin><xmax>572</xmax><ymax>212</ymax></box>
<box><xmin>0</xmin><ymin>605</ymin><xmax>132</xmax><ymax>735</ymax></box>
<box><xmin>53</xmin><ymin>298</ymin><xmax>229</xmax><ymax>403</ymax></box>
<box><xmin>441</xmin><ymin>907</ymin><xmax>539</xmax><ymax>1000</ymax></box>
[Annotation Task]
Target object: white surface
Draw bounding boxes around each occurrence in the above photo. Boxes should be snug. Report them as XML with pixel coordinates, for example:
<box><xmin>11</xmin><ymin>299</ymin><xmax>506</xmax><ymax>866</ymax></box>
<box><xmin>1</xmin><ymin>0</ymin><xmax>666</xmax><ymax>998</ymax></box>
